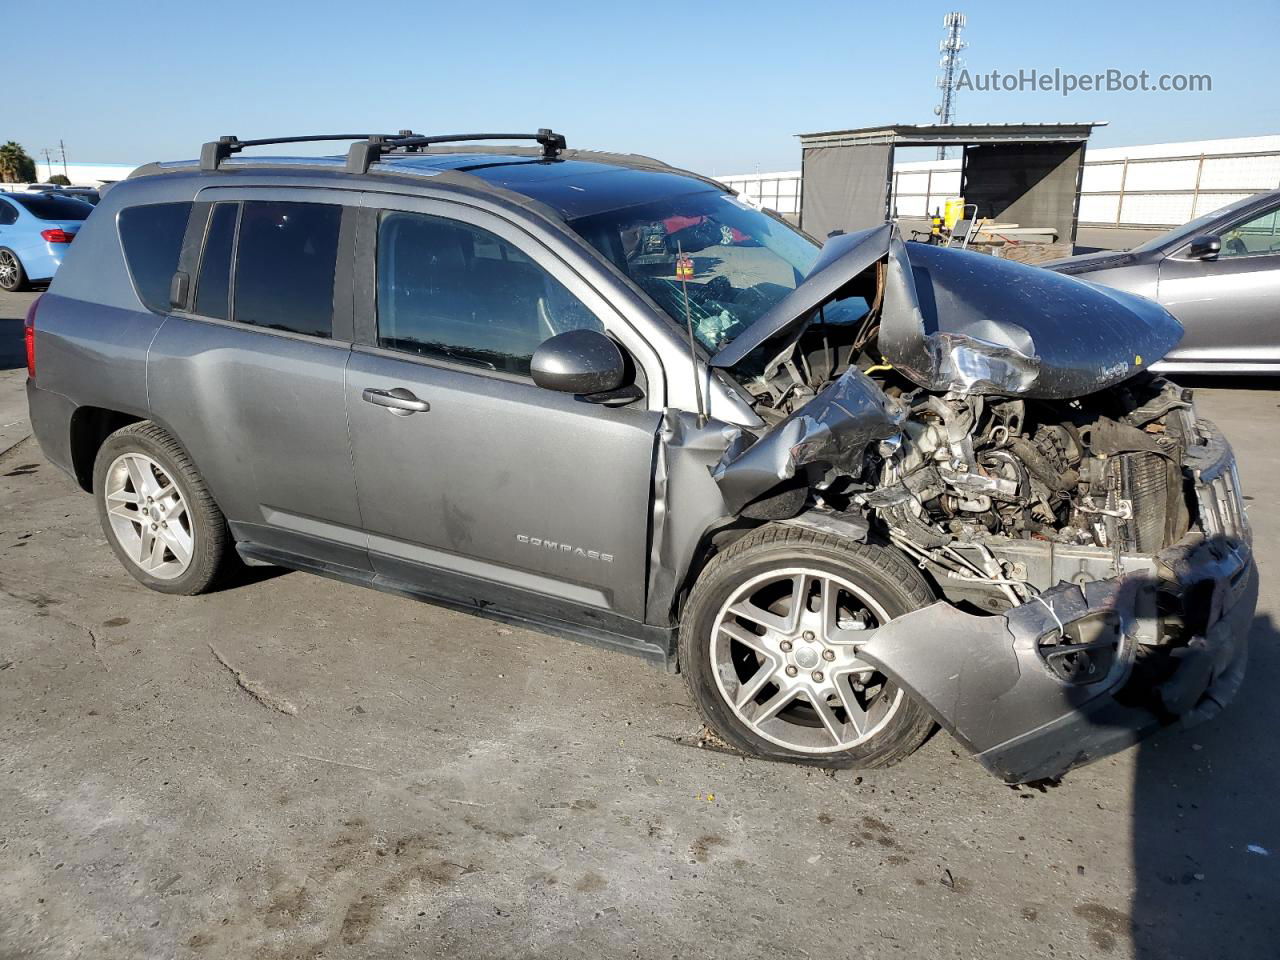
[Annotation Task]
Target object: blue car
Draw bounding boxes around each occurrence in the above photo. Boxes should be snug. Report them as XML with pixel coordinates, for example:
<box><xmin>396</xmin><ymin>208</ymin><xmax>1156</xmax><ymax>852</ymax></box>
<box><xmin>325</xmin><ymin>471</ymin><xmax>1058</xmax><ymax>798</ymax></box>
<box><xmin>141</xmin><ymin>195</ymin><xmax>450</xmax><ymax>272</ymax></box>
<box><xmin>0</xmin><ymin>191</ymin><xmax>94</xmax><ymax>291</ymax></box>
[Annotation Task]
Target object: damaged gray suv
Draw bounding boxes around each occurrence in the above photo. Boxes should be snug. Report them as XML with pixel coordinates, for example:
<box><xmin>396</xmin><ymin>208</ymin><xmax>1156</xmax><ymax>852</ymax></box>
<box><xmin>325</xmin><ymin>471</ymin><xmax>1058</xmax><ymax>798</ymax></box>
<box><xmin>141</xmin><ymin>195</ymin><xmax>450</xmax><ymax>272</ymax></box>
<box><xmin>25</xmin><ymin>130</ymin><xmax>1257</xmax><ymax>783</ymax></box>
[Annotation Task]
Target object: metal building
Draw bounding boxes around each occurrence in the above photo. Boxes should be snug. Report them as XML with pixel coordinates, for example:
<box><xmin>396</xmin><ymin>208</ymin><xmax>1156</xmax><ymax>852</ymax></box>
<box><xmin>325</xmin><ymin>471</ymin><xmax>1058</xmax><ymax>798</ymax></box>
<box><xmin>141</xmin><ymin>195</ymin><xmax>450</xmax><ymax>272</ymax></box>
<box><xmin>792</xmin><ymin>122</ymin><xmax>1102</xmax><ymax>253</ymax></box>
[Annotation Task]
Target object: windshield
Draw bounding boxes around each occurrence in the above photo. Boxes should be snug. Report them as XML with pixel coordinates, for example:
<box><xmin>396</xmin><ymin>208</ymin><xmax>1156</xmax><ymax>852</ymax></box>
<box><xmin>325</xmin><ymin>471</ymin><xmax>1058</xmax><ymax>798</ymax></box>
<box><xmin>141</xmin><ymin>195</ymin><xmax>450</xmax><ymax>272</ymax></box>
<box><xmin>11</xmin><ymin>193</ymin><xmax>93</xmax><ymax>220</ymax></box>
<box><xmin>569</xmin><ymin>191</ymin><xmax>820</xmax><ymax>351</ymax></box>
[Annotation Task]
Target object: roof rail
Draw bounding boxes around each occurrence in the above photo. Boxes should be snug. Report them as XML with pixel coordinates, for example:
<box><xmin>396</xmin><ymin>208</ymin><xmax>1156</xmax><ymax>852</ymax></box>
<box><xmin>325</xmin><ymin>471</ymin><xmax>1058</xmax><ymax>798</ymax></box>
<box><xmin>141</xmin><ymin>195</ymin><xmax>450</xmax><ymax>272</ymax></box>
<box><xmin>345</xmin><ymin>129</ymin><xmax>567</xmax><ymax>174</ymax></box>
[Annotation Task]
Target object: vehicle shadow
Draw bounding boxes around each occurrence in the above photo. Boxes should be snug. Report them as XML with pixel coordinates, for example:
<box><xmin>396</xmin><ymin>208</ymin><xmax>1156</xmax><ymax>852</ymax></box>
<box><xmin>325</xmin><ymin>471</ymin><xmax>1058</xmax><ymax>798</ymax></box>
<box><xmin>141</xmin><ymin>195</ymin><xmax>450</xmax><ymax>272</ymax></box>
<box><xmin>1125</xmin><ymin>612</ymin><xmax>1280</xmax><ymax>958</ymax></box>
<box><xmin>219</xmin><ymin>562</ymin><xmax>292</xmax><ymax>591</ymax></box>
<box><xmin>0</xmin><ymin>318</ymin><xmax>26</xmax><ymax>370</ymax></box>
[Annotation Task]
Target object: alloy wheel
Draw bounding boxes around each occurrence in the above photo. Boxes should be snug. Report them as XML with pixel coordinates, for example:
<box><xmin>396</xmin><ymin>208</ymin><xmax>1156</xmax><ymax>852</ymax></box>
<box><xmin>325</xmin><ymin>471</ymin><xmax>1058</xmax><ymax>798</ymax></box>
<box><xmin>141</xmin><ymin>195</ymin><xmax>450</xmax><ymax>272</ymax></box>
<box><xmin>103</xmin><ymin>453</ymin><xmax>195</xmax><ymax>580</ymax></box>
<box><xmin>0</xmin><ymin>252</ymin><xmax>18</xmax><ymax>289</ymax></box>
<box><xmin>710</xmin><ymin>568</ymin><xmax>904</xmax><ymax>754</ymax></box>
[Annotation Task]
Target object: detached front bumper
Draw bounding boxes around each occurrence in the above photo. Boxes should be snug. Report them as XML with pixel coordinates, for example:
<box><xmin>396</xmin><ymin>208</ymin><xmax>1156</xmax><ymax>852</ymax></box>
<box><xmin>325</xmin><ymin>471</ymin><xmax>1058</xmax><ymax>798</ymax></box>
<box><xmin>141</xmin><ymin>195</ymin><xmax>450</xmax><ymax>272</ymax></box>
<box><xmin>858</xmin><ymin>431</ymin><xmax>1257</xmax><ymax>784</ymax></box>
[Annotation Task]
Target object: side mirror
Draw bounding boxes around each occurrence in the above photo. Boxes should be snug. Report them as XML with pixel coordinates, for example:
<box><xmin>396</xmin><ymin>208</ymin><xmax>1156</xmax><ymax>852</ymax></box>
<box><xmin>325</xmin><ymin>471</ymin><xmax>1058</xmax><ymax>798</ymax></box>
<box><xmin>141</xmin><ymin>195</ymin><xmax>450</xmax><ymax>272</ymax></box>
<box><xmin>531</xmin><ymin>329</ymin><xmax>626</xmax><ymax>396</ymax></box>
<box><xmin>1188</xmin><ymin>234</ymin><xmax>1221</xmax><ymax>260</ymax></box>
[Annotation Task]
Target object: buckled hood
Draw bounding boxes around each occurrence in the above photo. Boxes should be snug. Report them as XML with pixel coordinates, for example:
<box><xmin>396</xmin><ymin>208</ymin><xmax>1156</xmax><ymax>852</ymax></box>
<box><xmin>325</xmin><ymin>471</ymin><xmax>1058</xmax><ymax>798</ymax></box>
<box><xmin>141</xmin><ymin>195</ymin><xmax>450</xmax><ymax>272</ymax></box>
<box><xmin>711</xmin><ymin>225</ymin><xmax>1184</xmax><ymax>400</ymax></box>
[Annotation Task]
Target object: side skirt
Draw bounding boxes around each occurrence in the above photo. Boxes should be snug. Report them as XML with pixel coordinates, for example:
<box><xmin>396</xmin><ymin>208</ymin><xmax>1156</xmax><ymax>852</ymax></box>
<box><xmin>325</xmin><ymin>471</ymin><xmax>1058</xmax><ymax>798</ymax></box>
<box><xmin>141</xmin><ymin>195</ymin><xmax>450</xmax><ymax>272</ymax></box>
<box><xmin>235</xmin><ymin>541</ymin><xmax>677</xmax><ymax>670</ymax></box>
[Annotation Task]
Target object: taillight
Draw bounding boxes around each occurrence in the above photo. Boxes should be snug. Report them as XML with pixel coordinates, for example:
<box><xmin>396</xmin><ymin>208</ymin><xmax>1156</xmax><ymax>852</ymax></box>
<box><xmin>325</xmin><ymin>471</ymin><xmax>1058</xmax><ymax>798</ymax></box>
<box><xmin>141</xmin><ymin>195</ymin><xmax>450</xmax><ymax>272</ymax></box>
<box><xmin>40</xmin><ymin>228</ymin><xmax>74</xmax><ymax>244</ymax></box>
<box><xmin>24</xmin><ymin>294</ymin><xmax>40</xmax><ymax>379</ymax></box>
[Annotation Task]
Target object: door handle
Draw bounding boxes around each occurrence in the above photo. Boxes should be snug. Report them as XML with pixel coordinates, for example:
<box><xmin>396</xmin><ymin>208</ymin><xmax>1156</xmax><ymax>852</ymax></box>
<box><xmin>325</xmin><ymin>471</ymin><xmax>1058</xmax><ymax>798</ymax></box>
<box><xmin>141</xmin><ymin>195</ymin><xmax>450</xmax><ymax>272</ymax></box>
<box><xmin>362</xmin><ymin>387</ymin><xmax>430</xmax><ymax>415</ymax></box>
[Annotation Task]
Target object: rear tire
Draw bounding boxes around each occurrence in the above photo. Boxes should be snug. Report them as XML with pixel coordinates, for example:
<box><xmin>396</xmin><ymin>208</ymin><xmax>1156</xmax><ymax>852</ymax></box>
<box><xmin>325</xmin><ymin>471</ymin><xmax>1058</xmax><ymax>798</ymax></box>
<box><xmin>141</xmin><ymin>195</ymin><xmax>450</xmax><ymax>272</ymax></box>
<box><xmin>0</xmin><ymin>249</ymin><xmax>27</xmax><ymax>292</ymax></box>
<box><xmin>679</xmin><ymin>524</ymin><xmax>936</xmax><ymax>769</ymax></box>
<box><xmin>93</xmin><ymin>422</ymin><xmax>233</xmax><ymax>595</ymax></box>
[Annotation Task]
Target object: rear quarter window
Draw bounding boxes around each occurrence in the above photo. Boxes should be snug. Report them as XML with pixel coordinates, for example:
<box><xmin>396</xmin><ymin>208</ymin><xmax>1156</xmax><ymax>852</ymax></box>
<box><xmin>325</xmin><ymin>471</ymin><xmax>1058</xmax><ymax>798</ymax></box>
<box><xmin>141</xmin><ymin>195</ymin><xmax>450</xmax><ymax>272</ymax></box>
<box><xmin>11</xmin><ymin>193</ymin><xmax>93</xmax><ymax>220</ymax></box>
<box><xmin>118</xmin><ymin>202</ymin><xmax>192</xmax><ymax>314</ymax></box>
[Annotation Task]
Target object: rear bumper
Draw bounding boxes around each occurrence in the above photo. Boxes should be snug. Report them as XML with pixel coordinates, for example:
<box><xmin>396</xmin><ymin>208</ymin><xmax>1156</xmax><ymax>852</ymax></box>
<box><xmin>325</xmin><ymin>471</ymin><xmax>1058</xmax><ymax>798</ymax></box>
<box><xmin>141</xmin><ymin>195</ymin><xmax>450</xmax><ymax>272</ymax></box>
<box><xmin>857</xmin><ymin>428</ymin><xmax>1257</xmax><ymax>784</ymax></box>
<box><xmin>26</xmin><ymin>379</ymin><xmax>77</xmax><ymax>480</ymax></box>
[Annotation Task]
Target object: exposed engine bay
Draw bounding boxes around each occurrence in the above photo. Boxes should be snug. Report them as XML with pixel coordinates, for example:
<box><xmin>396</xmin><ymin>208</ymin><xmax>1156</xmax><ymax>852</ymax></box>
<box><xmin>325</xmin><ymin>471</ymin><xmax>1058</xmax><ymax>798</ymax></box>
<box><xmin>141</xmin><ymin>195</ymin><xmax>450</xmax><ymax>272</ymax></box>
<box><xmin>712</xmin><ymin>226</ymin><xmax>1219</xmax><ymax>617</ymax></box>
<box><xmin>741</xmin><ymin>323</ymin><xmax>1200</xmax><ymax>606</ymax></box>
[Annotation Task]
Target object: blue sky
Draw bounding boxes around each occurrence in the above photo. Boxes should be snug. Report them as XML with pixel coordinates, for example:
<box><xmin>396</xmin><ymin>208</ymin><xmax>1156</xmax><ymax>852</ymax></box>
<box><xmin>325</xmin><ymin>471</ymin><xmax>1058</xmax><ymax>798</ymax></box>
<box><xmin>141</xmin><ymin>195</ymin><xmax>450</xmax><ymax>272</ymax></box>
<box><xmin>10</xmin><ymin>0</ymin><xmax>1277</xmax><ymax>174</ymax></box>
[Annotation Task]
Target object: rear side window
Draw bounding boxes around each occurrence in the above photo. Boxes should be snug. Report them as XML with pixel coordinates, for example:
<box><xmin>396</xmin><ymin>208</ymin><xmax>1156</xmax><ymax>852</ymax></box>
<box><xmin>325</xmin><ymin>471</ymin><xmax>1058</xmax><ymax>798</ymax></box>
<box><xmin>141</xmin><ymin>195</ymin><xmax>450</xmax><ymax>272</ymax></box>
<box><xmin>194</xmin><ymin>202</ymin><xmax>238</xmax><ymax>320</ymax></box>
<box><xmin>119</xmin><ymin>202</ymin><xmax>193</xmax><ymax>314</ymax></box>
<box><xmin>0</xmin><ymin>200</ymin><xmax>16</xmax><ymax>225</ymax></box>
<box><xmin>11</xmin><ymin>193</ymin><xmax>93</xmax><ymax>220</ymax></box>
<box><xmin>375</xmin><ymin>211</ymin><xmax>603</xmax><ymax>374</ymax></box>
<box><xmin>233</xmin><ymin>201</ymin><xmax>341</xmax><ymax>338</ymax></box>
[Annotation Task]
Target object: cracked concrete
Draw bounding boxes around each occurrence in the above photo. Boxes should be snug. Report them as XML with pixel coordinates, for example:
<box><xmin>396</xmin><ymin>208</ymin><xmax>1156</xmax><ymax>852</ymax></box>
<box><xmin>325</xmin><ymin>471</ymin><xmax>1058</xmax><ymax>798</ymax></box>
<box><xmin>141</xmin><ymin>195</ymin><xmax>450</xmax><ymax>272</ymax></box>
<box><xmin>1</xmin><ymin>289</ymin><xmax>1278</xmax><ymax>958</ymax></box>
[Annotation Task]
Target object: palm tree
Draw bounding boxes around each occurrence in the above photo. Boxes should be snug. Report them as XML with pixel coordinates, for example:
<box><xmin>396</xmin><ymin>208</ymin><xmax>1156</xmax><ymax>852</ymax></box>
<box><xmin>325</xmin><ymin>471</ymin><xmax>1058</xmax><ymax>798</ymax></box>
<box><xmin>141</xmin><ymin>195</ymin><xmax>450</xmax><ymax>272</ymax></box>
<box><xmin>0</xmin><ymin>142</ymin><xmax>37</xmax><ymax>183</ymax></box>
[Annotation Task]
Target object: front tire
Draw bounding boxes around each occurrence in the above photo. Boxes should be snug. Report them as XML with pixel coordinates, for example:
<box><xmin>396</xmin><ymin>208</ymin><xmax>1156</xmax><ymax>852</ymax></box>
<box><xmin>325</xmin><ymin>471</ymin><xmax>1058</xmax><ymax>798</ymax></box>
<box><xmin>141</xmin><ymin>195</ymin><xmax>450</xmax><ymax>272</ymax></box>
<box><xmin>93</xmin><ymin>422</ymin><xmax>232</xmax><ymax>595</ymax></box>
<box><xmin>0</xmin><ymin>249</ymin><xmax>27</xmax><ymax>292</ymax></box>
<box><xmin>679</xmin><ymin>524</ymin><xmax>936</xmax><ymax>769</ymax></box>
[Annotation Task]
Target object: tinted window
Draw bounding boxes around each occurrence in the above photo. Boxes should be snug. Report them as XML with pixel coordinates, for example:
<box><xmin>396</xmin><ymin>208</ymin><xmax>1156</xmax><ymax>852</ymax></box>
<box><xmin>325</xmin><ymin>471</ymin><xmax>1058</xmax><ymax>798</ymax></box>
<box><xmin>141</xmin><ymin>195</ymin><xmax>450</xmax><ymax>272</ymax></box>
<box><xmin>376</xmin><ymin>211</ymin><xmax>603</xmax><ymax>375</ymax></box>
<box><xmin>0</xmin><ymin>200</ymin><xmax>16</xmax><ymax>225</ymax></box>
<box><xmin>233</xmin><ymin>201</ymin><xmax>341</xmax><ymax>338</ymax></box>
<box><xmin>194</xmin><ymin>202</ymin><xmax>238</xmax><ymax>320</ymax></box>
<box><xmin>119</xmin><ymin>202</ymin><xmax>193</xmax><ymax>314</ymax></box>
<box><xmin>11</xmin><ymin>193</ymin><xmax>93</xmax><ymax>220</ymax></box>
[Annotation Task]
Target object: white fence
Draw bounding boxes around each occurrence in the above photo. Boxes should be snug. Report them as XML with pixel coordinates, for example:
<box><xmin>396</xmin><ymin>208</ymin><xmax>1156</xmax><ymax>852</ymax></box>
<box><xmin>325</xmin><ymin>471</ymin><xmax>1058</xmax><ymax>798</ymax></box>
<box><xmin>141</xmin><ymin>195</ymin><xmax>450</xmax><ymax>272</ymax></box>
<box><xmin>720</xmin><ymin>135</ymin><xmax>1280</xmax><ymax>229</ymax></box>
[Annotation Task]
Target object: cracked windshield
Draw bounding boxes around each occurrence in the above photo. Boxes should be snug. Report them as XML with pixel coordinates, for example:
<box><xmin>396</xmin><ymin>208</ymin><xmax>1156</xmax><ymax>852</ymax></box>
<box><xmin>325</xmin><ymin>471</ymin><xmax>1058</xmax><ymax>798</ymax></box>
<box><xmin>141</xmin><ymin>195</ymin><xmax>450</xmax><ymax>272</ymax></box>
<box><xmin>571</xmin><ymin>192</ymin><xmax>825</xmax><ymax>351</ymax></box>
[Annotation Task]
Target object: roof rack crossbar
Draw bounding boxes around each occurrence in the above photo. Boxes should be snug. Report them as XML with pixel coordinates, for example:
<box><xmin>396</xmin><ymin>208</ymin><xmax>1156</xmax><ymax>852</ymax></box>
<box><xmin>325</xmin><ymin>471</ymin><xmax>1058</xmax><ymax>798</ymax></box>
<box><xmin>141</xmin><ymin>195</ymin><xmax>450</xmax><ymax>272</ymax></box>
<box><xmin>200</xmin><ymin>133</ymin><xmax>405</xmax><ymax>171</ymax></box>
<box><xmin>345</xmin><ymin>129</ymin><xmax>567</xmax><ymax>174</ymax></box>
<box><xmin>199</xmin><ymin>129</ymin><xmax>567</xmax><ymax>174</ymax></box>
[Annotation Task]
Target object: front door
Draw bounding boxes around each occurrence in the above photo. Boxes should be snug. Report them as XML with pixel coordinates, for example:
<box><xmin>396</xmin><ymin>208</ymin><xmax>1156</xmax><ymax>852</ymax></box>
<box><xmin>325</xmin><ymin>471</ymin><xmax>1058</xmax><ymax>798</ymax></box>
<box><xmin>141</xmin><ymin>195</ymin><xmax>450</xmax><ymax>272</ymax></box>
<box><xmin>344</xmin><ymin>199</ymin><xmax>663</xmax><ymax>625</ymax></box>
<box><xmin>1159</xmin><ymin>202</ymin><xmax>1280</xmax><ymax>367</ymax></box>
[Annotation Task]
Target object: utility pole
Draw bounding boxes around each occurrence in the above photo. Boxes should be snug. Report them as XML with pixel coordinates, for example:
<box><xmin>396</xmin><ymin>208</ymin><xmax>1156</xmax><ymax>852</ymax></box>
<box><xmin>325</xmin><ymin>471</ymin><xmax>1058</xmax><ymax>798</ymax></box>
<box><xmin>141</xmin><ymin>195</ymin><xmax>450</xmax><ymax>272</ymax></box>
<box><xmin>59</xmin><ymin>139</ymin><xmax>68</xmax><ymax>179</ymax></box>
<box><xmin>41</xmin><ymin>148</ymin><xmax>53</xmax><ymax>182</ymax></box>
<box><xmin>933</xmin><ymin>12</ymin><xmax>967</xmax><ymax>160</ymax></box>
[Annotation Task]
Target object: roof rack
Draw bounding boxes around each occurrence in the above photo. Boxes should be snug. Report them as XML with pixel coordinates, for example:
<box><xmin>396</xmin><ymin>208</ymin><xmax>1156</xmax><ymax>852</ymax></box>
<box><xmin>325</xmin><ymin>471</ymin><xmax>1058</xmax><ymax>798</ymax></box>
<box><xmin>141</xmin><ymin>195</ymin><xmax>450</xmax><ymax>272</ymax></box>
<box><xmin>198</xmin><ymin>129</ymin><xmax>567</xmax><ymax>174</ymax></box>
<box><xmin>344</xmin><ymin>129</ymin><xmax>566</xmax><ymax>174</ymax></box>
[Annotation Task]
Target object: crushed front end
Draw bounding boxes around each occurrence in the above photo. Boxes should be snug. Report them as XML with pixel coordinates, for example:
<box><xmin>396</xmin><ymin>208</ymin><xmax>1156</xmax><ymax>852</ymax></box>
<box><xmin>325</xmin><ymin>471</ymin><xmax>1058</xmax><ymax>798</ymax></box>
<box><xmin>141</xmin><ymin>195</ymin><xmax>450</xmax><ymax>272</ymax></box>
<box><xmin>853</xmin><ymin>395</ymin><xmax>1255</xmax><ymax>783</ymax></box>
<box><xmin>703</xmin><ymin>227</ymin><xmax>1257</xmax><ymax>783</ymax></box>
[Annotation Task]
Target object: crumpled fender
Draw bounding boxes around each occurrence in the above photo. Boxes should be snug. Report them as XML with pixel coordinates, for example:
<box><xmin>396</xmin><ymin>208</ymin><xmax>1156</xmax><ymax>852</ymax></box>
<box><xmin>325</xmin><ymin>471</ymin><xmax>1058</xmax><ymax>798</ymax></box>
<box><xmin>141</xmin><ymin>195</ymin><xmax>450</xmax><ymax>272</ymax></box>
<box><xmin>710</xmin><ymin>368</ymin><xmax>905</xmax><ymax>515</ymax></box>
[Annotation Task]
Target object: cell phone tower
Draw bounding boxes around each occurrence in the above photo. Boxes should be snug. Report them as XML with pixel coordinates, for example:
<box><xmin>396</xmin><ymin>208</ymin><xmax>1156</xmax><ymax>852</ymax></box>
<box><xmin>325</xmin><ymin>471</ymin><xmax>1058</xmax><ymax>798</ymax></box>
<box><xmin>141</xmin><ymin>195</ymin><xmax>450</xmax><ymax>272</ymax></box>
<box><xmin>933</xmin><ymin>12</ymin><xmax>967</xmax><ymax>160</ymax></box>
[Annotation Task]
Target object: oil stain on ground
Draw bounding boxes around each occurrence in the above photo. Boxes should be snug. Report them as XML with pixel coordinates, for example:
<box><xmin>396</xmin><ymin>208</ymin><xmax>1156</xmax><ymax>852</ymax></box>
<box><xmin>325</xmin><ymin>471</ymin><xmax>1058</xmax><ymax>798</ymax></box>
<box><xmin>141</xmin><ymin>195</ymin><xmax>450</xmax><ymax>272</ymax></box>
<box><xmin>1074</xmin><ymin>901</ymin><xmax>1131</xmax><ymax>952</ymax></box>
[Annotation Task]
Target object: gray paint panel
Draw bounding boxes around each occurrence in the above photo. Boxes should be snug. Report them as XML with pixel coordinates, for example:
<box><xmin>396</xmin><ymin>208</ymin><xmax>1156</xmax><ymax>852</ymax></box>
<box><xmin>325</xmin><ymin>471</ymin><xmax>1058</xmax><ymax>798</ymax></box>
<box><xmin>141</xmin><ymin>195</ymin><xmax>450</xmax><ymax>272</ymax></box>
<box><xmin>35</xmin><ymin>293</ymin><xmax>162</xmax><ymax>417</ymax></box>
<box><xmin>346</xmin><ymin>347</ymin><xmax>660</xmax><ymax>620</ymax></box>
<box><xmin>147</xmin><ymin>317</ymin><xmax>366</xmax><ymax>566</ymax></box>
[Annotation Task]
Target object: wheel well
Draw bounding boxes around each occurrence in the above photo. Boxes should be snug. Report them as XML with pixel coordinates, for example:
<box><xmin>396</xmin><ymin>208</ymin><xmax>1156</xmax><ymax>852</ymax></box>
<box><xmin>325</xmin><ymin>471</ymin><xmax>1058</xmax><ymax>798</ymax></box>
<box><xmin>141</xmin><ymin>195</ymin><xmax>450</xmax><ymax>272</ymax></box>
<box><xmin>670</xmin><ymin>521</ymin><xmax>758</xmax><ymax>623</ymax></box>
<box><xmin>69</xmin><ymin>407</ymin><xmax>143</xmax><ymax>491</ymax></box>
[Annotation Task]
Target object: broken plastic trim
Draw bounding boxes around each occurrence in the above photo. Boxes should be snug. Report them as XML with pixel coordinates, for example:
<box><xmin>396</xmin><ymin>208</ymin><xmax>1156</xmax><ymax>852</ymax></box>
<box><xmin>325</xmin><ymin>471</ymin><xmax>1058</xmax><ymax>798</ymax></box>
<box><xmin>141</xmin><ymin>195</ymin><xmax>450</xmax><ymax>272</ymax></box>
<box><xmin>854</xmin><ymin>532</ymin><xmax>1255</xmax><ymax>784</ymax></box>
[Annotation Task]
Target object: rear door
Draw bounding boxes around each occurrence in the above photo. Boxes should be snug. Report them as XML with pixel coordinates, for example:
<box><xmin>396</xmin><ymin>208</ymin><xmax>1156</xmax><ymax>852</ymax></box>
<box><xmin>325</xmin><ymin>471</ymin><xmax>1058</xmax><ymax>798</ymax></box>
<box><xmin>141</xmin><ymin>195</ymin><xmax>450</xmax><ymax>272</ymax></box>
<box><xmin>1158</xmin><ymin>202</ymin><xmax>1280</xmax><ymax>366</ymax></box>
<box><xmin>147</xmin><ymin>188</ymin><xmax>369</xmax><ymax>570</ymax></box>
<box><xmin>344</xmin><ymin>194</ymin><xmax>665</xmax><ymax>625</ymax></box>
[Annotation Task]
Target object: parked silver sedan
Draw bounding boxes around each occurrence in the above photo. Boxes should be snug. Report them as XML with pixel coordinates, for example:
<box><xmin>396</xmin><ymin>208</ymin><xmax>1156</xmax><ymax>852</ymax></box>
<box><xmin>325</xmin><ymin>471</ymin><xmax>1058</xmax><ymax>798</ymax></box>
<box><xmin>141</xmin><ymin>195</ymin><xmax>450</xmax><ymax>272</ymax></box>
<box><xmin>1045</xmin><ymin>189</ymin><xmax>1280</xmax><ymax>373</ymax></box>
